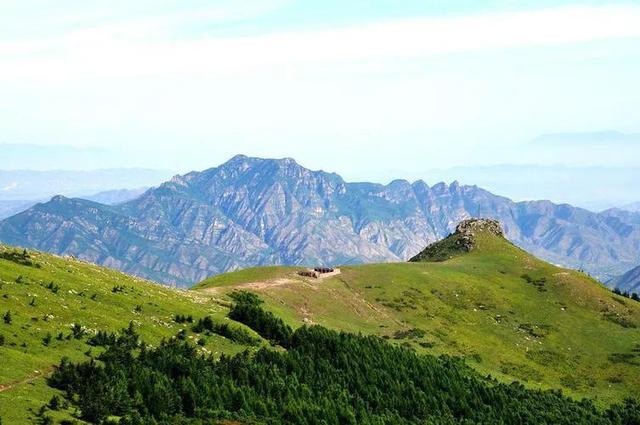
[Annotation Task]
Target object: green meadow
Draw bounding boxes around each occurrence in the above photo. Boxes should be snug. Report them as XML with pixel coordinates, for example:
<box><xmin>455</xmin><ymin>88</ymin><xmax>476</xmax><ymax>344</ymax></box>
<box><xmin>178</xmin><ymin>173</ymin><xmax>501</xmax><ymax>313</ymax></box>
<box><xmin>2</xmin><ymin>227</ymin><xmax>640</xmax><ymax>422</ymax></box>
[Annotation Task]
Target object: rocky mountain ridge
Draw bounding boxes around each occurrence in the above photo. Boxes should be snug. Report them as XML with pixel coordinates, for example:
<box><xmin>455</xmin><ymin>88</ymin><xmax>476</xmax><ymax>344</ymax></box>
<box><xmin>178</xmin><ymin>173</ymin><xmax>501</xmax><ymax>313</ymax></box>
<box><xmin>1</xmin><ymin>155</ymin><xmax>639</xmax><ymax>286</ymax></box>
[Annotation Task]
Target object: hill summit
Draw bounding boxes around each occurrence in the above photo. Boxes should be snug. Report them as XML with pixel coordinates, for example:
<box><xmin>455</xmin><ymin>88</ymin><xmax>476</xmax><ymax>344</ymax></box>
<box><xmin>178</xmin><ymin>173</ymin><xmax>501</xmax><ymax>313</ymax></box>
<box><xmin>409</xmin><ymin>218</ymin><xmax>505</xmax><ymax>262</ymax></box>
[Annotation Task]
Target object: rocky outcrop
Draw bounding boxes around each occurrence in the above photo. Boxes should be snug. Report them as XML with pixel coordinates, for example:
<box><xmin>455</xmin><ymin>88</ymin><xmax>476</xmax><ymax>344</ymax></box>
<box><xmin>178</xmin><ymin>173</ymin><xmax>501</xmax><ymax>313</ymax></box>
<box><xmin>456</xmin><ymin>218</ymin><xmax>504</xmax><ymax>239</ymax></box>
<box><xmin>1</xmin><ymin>155</ymin><xmax>639</xmax><ymax>286</ymax></box>
<box><xmin>409</xmin><ymin>219</ymin><xmax>505</xmax><ymax>262</ymax></box>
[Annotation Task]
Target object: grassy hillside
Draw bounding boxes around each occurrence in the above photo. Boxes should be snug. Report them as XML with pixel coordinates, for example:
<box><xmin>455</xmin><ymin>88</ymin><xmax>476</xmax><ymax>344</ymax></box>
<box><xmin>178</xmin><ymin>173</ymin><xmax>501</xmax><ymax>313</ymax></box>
<box><xmin>0</xmin><ymin>246</ymin><xmax>259</xmax><ymax>424</ymax></box>
<box><xmin>196</xmin><ymin>226</ymin><xmax>640</xmax><ymax>406</ymax></box>
<box><xmin>3</xmin><ymin>220</ymin><xmax>640</xmax><ymax>422</ymax></box>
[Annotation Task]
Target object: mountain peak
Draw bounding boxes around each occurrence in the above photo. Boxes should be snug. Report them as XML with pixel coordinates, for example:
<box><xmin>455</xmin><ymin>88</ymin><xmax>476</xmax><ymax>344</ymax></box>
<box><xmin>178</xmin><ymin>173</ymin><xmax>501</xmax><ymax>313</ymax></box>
<box><xmin>50</xmin><ymin>195</ymin><xmax>68</xmax><ymax>202</ymax></box>
<box><xmin>409</xmin><ymin>218</ymin><xmax>505</xmax><ymax>263</ymax></box>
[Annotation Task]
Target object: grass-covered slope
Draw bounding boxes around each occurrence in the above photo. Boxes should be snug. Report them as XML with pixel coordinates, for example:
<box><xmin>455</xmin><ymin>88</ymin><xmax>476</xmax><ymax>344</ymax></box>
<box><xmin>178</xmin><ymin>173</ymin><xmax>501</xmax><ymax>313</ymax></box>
<box><xmin>0</xmin><ymin>246</ymin><xmax>258</xmax><ymax>424</ymax></box>
<box><xmin>196</xmin><ymin>220</ymin><xmax>640</xmax><ymax>406</ymax></box>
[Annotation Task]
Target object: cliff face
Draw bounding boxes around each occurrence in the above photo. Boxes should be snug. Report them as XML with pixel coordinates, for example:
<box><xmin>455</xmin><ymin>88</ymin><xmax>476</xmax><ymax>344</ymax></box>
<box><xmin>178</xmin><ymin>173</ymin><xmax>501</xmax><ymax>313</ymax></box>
<box><xmin>1</xmin><ymin>155</ymin><xmax>639</xmax><ymax>286</ymax></box>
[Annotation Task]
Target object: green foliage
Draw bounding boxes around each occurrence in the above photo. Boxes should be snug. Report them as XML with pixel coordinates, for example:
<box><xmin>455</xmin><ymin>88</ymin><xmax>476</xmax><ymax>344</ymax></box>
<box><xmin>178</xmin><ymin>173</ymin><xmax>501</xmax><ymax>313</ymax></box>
<box><xmin>521</xmin><ymin>274</ymin><xmax>548</xmax><ymax>292</ymax></box>
<box><xmin>0</xmin><ymin>245</ymin><xmax>249</xmax><ymax>424</ymax></box>
<box><xmin>48</xmin><ymin>324</ymin><xmax>640</xmax><ymax>424</ymax></box>
<box><xmin>174</xmin><ymin>314</ymin><xmax>193</xmax><ymax>324</ymax></box>
<box><xmin>408</xmin><ymin>232</ymin><xmax>468</xmax><ymax>262</ymax></box>
<box><xmin>48</xmin><ymin>395</ymin><xmax>60</xmax><ymax>411</ymax></box>
<box><xmin>191</xmin><ymin>316</ymin><xmax>259</xmax><ymax>346</ymax></box>
<box><xmin>71</xmin><ymin>323</ymin><xmax>86</xmax><ymax>339</ymax></box>
<box><xmin>613</xmin><ymin>288</ymin><xmax>640</xmax><ymax>303</ymax></box>
<box><xmin>197</xmin><ymin>231</ymin><xmax>640</xmax><ymax>405</ymax></box>
<box><xmin>176</xmin><ymin>329</ymin><xmax>187</xmax><ymax>340</ymax></box>
<box><xmin>393</xmin><ymin>328</ymin><xmax>427</xmax><ymax>340</ymax></box>
<box><xmin>228</xmin><ymin>291</ymin><xmax>292</xmax><ymax>346</ymax></box>
<box><xmin>42</xmin><ymin>332</ymin><xmax>52</xmax><ymax>346</ymax></box>
<box><xmin>45</xmin><ymin>281</ymin><xmax>59</xmax><ymax>294</ymax></box>
<box><xmin>0</xmin><ymin>248</ymin><xmax>39</xmax><ymax>268</ymax></box>
<box><xmin>229</xmin><ymin>290</ymin><xmax>263</xmax><ymax>306</ymax></box>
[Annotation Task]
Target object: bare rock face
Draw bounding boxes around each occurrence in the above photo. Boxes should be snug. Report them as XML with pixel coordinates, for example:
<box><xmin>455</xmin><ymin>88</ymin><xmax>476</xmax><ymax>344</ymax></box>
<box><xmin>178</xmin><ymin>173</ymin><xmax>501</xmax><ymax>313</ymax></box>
<box><xmin>1</xmin><ymin>155</ymin><xmax>640</xmax><ymax>286</ymax></box>
<box><xmin>456</xmin><ymin>219</ymin><xmax>504</xmax><ymax>240</ymax></box>
<box><xmin>454</xmin><ymin>218</ymin><xmax>505</xmax><ymax>253</ymax></box>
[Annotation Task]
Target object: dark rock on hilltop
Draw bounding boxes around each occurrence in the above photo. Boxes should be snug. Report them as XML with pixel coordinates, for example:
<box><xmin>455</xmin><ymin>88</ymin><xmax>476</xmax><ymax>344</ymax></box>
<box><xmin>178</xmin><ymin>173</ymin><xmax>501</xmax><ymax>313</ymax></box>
<box><xmin>409</xmin><ymin>218</ymin><xmax>504</xmax><ymax>262</ymax></box>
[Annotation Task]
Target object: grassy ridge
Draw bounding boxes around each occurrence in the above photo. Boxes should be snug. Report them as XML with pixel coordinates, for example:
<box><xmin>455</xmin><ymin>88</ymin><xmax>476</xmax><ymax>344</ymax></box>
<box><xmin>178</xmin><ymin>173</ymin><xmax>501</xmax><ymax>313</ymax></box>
<box><xmin>196</xmin><ymin>230</ymin><xmax>640</xmax><ymax>405</ymax></box>
<box><xmin>0</xmin><ymin>246</ymin><xmax>257</xmax><ymax>424</ymax></box>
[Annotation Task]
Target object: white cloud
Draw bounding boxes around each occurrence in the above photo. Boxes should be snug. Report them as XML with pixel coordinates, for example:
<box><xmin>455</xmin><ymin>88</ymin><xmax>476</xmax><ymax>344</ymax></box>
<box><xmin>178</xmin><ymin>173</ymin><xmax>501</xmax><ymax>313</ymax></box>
<box><xmin>1</xmin><ymin>4</ymin><xmax>640</xmax><ymax>81</ymax></box>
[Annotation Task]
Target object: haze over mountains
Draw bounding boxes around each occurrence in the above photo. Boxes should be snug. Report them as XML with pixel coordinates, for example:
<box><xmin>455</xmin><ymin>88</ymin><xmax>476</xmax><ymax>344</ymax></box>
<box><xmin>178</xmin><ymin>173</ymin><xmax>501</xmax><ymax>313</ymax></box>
<box><xmin>0</xmin><ymin>187</ymin><xmax>151</xmax><ymax>219</ymax></box>
<box><xmin>0</xmin><ymin>155</ymin><xmax>639</xmax><ymax>287</ymax></box>
<box><xmin>3</xmin><ymin>130</ymin><xmax>639</xmax><ymax>211</ymax></box>
<box><xmin>0</xmin><ymin>168</ymin><xmax>171</xmax><ymax>200</ymax></box>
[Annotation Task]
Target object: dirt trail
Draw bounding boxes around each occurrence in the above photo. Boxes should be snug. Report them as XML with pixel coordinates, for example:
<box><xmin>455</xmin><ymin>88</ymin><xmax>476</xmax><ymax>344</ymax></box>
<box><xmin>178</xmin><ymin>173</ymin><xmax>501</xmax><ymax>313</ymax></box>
<box><xmin>0</xmin><ymin>366</ymin><xmax>54</xmax><ymax>393</ymax></box>
<box><xmin>200</xmin><ymin>269</ymin><xmax>342</xmax><ymax>295</ymax></box>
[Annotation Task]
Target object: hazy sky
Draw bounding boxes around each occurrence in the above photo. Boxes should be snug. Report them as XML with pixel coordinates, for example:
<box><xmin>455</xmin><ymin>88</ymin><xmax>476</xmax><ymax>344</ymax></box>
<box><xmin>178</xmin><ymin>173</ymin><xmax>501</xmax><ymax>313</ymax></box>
<box><xmin>1</xmin><ymin>1</ymin><xmax>640</xmax><ymax>180</ymax></box>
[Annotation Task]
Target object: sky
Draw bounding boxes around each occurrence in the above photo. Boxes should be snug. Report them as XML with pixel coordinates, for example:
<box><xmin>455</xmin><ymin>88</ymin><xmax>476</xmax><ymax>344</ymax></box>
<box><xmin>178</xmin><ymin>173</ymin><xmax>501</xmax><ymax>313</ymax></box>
<box><xmin>0</xmin><ymin>1</ymin><xmax>639</xmax><ymax>200</ymax></box>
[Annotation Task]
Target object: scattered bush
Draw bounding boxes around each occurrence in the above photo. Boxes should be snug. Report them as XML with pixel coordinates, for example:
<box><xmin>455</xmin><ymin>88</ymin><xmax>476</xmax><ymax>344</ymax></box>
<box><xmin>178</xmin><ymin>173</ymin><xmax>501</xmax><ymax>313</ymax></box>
<box><xmin>521</xmin><ymin>274</ymin><xmax>547</xmax><ymax>292</ymax></box>
<box><xmin>45</xmin><ymin>282</ymin><xmax>60</xmax><ymax>294</ymax></box>
<box><xmin>42</xmin><ymin>332</ymin><xmax>52</xmax><ymax>346</ymax></box>
<box><xmin>48</xmin><ymin>395</ymin><xmax>60</xmax><ymax>411</ymax></box>
<box><xmin>0</xmin><ymin>248</ymin><xmax>40</xmax><ymax>268</ymax></box>
<box><xmin>175</xmin><ymin>329</ymin><xmax>187</xmax><ymax>340</ymax></box>
<box><xmin>393</xmin><ymin>328</ymin><xmax>427</xmax><ymax>340</ymax></box>
<box><xmin>3</xmin><ymin>311</ymin><xmax>11</xmax><ymax>324</ymax></box>
<box><xmin>71</xmin><ymin>323</ymin><xmax>86</xmax><ymax>339</ymax></box>
<box><xmin>174</xmin><ymin>314</ymin><xmax>193</xmax><ymax>324</ymax></box>
<box><xmin>613</xmin><ymin>288</ymin><xmax>640</xmax><ymax>303</ymax></box>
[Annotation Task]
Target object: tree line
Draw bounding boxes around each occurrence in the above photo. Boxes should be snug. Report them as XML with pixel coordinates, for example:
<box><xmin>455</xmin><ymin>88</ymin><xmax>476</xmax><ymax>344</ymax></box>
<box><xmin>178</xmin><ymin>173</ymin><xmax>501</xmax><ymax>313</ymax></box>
<box><xmin>46</xmin><ymin>292</ymin><xmax>640</xmax><ymax>424</ymax></box>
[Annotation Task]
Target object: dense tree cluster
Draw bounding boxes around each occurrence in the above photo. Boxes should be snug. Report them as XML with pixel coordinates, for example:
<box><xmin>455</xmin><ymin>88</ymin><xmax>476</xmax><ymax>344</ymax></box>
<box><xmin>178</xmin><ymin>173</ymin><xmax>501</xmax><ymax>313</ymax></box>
<box><xmin>227</xmin><ymin>291</ymin><xmax>293</xmax><ymax>346</ymax></box>
<box><xmin>192</xmin><ymin>316</ymin><xmax>259</xmax><ymax>346</ymax></box>
<box><xmin>47</xmin><ymin>296</ymin><xmax>640</xmax><ymax>425</ymax></box>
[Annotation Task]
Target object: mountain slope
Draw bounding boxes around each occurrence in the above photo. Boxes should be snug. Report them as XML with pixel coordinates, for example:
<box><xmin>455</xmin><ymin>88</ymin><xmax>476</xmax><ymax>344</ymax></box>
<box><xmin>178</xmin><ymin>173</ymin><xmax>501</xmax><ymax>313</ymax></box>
<box><xmin>1</xmin><ymin>155</ymin><xmax>639</xmax><ymax>286</ymax></box>
<box><xmin>0</xmin><ymin>245</ymin><xmax>258</xmax><ymax>424</ymax></box>
<box><xmin>195</xmin><ymin>220</ymin><xmax>640</xmax><ymax>405</ymax></box>
<box><xmin>610</xmin><ymin>265</ymin><xmax>640</xmax><ymax>292</ymax></box>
